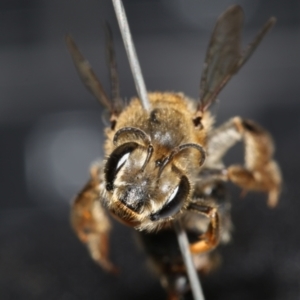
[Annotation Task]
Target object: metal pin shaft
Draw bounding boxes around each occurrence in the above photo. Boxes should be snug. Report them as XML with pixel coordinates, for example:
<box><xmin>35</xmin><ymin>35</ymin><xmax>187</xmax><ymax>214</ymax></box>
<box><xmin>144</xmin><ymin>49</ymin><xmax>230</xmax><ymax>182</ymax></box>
<box><xmin>112</xmin><ymin>0</ymin><xmax>150</xmax><ymax>111</ymax></box>
<box><xmin>112</xmin><ymin>1</ymin><xmax>203</xmax><ymax>298</ymax></box>
<box><xmin>174</xmin><ymin>220</ymin><xmax>206</xmax><ymax>300</ymax></box>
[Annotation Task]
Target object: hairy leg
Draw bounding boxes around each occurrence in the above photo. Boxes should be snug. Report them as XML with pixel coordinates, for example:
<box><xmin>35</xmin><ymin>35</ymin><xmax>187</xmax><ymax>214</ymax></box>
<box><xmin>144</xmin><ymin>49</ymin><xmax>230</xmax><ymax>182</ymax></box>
<box><xmin>71</xmin><ymin>162</ymin><xmax>117</xmax><ymax>273</ymax></box>
<box><xmin>206</xmin><ymin>117</ymin><xmax>282</xmax><ymax>207</ymax></box>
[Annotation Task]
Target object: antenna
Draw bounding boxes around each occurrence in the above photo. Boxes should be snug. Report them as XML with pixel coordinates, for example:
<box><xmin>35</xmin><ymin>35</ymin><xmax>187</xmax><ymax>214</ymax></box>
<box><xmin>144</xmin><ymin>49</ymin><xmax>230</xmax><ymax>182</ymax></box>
<box><xmin>112</xmin><ymin>0</ymin><xmax>150</xmax><ymax>111</ymax></box>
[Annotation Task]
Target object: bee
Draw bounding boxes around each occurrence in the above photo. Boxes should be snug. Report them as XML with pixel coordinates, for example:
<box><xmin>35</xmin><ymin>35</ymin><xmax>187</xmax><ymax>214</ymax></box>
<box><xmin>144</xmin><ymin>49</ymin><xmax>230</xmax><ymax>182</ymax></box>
<box><xmin>66</xmin><ymin>5</ymin><xmax>281</xmax><ymax>299</ymax></box>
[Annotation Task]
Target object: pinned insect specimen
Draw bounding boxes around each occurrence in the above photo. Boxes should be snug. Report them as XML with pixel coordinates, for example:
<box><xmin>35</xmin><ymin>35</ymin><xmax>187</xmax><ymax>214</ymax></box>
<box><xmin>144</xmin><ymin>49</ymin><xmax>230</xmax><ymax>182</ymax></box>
<box><xmin>66</xmin><ymin>4</ymin><xmax>281</xmax><ymax>299</ymax></box>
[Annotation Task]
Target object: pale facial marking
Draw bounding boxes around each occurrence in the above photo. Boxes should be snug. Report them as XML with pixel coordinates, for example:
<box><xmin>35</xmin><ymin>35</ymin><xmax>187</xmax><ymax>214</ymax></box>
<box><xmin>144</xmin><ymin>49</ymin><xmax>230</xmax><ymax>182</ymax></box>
<box><xmin>116</xmin><ymin>152</ymin><xmax>130</xmax><ymax>170</ymax></box>
<box><xmin>166</xmin><ymin>185</ymin><xmax>179</xmax><ymax>205</ymax></box>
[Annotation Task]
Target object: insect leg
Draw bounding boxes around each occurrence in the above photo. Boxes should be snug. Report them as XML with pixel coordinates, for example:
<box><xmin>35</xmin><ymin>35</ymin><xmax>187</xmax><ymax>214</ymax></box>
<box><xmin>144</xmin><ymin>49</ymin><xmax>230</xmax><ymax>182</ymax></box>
<box><xmin>71</xmin><ymin>162</ymin><xmax>117</xmax><ymax>273</ymax></box>
<box><xmin>206</xmin><ymin>117</ymin><xmax>282</xmax><ymax>207</ymax></box>
<box><xmin>228</xmin><ymin>117</ymin><xmax>282</xmax><ymax>207</ymax></box>
<box><xmin>187</xmin><ymin>203</ymin><xmax>220</xmax><ymax>254</ymax></box>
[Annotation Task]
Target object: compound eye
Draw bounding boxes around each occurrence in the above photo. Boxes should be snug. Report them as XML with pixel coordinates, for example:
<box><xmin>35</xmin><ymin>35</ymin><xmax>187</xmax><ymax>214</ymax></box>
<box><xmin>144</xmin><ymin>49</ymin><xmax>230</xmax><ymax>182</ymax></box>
<box><xmin>105</xmin><ymin>142</ymin><xmax>138</xmax><ymax>191</ymax></box>
<box><xmin>150</xmin><ymin>176</ymin><xmax>190</xmax><ymax>221</ymax></box>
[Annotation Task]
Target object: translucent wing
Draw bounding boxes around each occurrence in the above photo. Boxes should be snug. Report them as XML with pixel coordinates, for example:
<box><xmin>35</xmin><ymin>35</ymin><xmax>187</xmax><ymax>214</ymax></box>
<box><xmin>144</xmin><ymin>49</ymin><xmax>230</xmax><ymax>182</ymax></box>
<box><xmin>237</xmin><ymin>17</ymin><xmax>276</xmax><ymax>69</ymax></box>
<box><xmin>199</xmin><ymin>5</ymin><xmax>276</xmax><ymax>111</ymax></box>
<box><xmin>104</xmin><ymin>22</ymin><xmax>123</xmax><ymax>114</ymax></box>
<box><xmin>199</xmin><ymin>5</ymin><xmax>243</xmax><ymax>111</ymax></box>
<box><xmin>65</xmin><ymin>34</ymin><xmax>113</xmax><ymax>112</ymax></box>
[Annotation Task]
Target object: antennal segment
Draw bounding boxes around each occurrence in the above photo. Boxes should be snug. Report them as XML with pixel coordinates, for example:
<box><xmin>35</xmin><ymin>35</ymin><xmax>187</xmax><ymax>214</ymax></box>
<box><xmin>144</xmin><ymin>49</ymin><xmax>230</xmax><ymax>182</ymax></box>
<box><xmin>112</xmin><ymin>0</ymin><xmax>151</xmax><ymax>111</ymax></box>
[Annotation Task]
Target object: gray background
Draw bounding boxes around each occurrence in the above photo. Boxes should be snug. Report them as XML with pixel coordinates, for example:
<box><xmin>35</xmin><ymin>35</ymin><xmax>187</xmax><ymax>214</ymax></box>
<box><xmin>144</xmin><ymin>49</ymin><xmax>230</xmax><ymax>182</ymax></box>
<box><xmin>0</xmin><ymin>0</ymin><xmax>299</xmax><ymax>299</ymax></box>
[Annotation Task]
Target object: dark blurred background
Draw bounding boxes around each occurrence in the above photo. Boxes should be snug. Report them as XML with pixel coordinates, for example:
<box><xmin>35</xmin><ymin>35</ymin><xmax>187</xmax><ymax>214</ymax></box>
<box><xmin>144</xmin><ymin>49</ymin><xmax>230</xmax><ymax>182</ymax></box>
<box><xmin>0</xmin><ymin>0</ymin><xmax>299</xmax><ymax>299</ymax></box>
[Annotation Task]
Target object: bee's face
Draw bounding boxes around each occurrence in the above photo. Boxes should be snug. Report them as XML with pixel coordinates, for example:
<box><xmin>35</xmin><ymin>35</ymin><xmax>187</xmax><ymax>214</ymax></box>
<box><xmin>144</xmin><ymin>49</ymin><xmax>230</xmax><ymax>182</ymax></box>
<box><xmin>103</xmin><ymin>127</ymin><xmax>205</xmax><ymax>230</ymax></box>
<box><xmin>103</xmin><ymin>138</ymin><xmax>193</xmax><ymax>230</ymax></box>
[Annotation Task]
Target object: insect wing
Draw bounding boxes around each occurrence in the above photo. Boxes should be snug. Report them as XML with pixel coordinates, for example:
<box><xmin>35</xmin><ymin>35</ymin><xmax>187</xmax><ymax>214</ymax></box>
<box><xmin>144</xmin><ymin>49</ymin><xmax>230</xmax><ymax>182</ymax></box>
<box><xmin>104</xmin><ymin>22</ymin><xmax>123</xmax><ymax>115</ymax></box>
<box><xmin>200</xmin><ymin>5</ymin><xmax>243</xmax><ymax>111</ymax></box>
<box><xmin>200</xmin><ymin>5</ymin><xmax>276</xmax><ymax>111</ymax></box>
<box><xmin>65</xmin><ymin>34</ymin><xmax>113</xmax><ymax>112</ymax></box>
<box><xmin>237</xmin><ymin>17</ymin><xmax>276</xmax><ymax>69</ymax></box>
